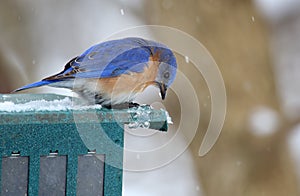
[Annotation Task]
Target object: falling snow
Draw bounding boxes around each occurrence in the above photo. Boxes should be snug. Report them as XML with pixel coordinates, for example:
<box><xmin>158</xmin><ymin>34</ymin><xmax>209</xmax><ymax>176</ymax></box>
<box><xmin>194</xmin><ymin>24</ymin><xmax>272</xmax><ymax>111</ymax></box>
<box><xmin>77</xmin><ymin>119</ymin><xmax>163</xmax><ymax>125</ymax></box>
<box><xmin>185</xmin><ymin>56</ymin><xmax>190</xmax><ymax>63</ymax></box>
<box><xmin>120</xmin><ymin>9</ymin><xmax>125</xmax><ymax>15</ymax></box>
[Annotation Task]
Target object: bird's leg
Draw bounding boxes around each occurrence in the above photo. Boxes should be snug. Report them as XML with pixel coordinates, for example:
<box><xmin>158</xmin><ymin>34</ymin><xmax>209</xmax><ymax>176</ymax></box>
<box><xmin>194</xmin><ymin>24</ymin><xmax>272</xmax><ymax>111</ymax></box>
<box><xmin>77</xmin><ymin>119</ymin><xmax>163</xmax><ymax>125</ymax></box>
<box><xmin>128</xmin><ymin>102</ymin><xmax>140</xmax><ymax>108</ymax></box>
<box><xmin>102</xmin><ymin>102</ymin><xmax>140</xmax><ymax>109</ymax></box>
<box><xmin>102</xmin><ymin>105</ymin><xmax>112</xmax><ymax>109</ymax></box>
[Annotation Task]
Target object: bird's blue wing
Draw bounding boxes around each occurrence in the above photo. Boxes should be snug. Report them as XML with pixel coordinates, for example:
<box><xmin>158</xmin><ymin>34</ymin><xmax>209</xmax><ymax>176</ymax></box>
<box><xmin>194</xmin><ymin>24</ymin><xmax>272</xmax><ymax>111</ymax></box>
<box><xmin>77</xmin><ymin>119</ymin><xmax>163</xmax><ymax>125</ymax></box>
<box><xmin>77</xmin><ymin>46</ymin><xmax>151</xmax><ymax>78</ymax></box>
<box><xmin>49</xmin><ymin>38</ymin><xmax>153</xmax><ymax>80</ymax></box>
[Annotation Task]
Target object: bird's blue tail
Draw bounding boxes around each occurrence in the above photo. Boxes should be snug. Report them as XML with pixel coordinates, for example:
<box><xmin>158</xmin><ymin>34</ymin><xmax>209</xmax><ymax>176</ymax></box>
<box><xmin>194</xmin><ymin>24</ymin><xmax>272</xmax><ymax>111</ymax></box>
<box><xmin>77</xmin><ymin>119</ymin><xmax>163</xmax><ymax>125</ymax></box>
<box><xmin>12</xmin><ymin>80</ymin><xmax>58</xmax><ymax>92</ymax></box>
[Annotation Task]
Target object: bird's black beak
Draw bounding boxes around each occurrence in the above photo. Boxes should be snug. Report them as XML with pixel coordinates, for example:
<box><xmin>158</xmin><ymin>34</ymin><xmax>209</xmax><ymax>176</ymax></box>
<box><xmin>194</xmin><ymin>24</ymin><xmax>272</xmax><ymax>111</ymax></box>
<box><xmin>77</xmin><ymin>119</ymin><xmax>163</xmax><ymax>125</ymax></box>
<box><xmin>156</xmin><ymin>82</ymin><xmax>167</xmax><ymax>100</ymax></box>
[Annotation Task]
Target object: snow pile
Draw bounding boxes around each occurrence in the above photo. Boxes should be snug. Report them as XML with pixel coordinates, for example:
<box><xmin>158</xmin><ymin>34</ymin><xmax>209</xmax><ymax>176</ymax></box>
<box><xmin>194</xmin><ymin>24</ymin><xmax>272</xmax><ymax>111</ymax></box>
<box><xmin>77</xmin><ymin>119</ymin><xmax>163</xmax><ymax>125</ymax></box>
<box><xmin>164</xmin><ymin>109</ymin><xmax>173</xmax><ymax>124</ymax></box>
<box><xmin>0</xmin><ymin>97</ymin><xmax>102</xmax><ymax>112</ymax></box>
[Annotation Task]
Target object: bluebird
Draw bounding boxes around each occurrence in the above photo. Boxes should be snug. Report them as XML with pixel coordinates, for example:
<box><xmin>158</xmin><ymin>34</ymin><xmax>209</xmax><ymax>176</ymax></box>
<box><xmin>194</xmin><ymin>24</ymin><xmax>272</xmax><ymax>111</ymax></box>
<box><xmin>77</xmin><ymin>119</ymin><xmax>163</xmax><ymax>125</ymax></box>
<box><xmin>14</xmin><ymin>37</ymin><xmax>177</xmax><ymax>108</ymax></box>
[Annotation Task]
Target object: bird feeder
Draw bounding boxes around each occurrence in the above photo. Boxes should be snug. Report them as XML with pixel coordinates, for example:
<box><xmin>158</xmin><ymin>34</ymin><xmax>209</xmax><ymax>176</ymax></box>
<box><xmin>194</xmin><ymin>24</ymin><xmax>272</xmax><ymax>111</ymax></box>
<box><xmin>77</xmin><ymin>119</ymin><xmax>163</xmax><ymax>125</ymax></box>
<box><xmin>0</xmin><ymin>94</ymin><xmax>168</xmax><ymax>196</ymax></box>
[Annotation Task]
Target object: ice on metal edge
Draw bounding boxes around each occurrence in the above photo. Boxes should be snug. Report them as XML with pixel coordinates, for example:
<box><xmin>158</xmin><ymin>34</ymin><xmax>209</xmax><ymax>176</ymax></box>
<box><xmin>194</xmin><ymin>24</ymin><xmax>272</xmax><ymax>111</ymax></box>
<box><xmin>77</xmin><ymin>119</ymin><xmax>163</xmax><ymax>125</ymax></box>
<box><xmin>127</xmin><ymin>105</ymin><xmax>173</xmax><ymax>129</ymax></box>
<box><xmin>128</xmin><ymin>105</ymin><xmax>152</xmax><ymax>129</ymax></box>
<box><xmin>0</xmin><ymin>97</ymin><xmax>102</xmax><ymax>112</ymax></box>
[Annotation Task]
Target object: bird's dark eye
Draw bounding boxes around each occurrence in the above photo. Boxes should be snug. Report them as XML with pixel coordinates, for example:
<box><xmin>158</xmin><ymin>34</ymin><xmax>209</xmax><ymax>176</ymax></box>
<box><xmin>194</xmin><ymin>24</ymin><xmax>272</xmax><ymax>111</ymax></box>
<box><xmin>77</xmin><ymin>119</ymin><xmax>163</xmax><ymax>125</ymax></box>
<box><xmin>164</xmin><ymin>72</ymin><xmax>170</xmax><ymax>79</ymax></box>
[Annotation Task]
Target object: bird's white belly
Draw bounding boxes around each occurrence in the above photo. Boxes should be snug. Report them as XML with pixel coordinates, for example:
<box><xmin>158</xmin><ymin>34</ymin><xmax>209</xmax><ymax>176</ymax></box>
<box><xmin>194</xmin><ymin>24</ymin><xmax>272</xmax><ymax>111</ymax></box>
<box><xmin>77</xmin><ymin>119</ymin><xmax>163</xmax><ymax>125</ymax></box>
<box><xmin>51</xmin><ymin>78</ymin><xmax>137</xmax><ymax>105</ymax></box>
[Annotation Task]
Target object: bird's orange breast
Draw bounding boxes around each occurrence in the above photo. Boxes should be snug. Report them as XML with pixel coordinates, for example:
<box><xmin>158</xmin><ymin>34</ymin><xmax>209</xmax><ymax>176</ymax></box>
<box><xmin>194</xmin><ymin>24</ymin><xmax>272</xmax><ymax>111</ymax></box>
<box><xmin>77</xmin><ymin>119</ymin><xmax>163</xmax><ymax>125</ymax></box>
<box><xmin>97</xmin><ymin>55</ymin><xmax>160</xmax><ymax>96</ymax></box>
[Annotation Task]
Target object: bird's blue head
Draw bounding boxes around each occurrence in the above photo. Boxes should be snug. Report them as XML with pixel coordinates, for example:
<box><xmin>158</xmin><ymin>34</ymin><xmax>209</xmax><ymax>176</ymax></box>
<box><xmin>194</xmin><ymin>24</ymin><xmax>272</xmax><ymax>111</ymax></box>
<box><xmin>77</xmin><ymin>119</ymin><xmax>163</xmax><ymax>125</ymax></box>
<box><xmin>145</xmin><ymin>40</ymin><xmax>177</xmax><ymax>100</ymax></box>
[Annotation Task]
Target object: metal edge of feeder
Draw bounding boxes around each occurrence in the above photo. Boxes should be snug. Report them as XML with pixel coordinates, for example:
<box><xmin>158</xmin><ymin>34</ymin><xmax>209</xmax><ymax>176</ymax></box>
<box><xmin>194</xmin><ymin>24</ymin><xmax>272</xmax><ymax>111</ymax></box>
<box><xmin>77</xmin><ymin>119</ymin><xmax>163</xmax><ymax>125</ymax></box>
<box><xmin>0</xmin><ymin>93</ymin><xmax>169</xmax><ymax>131</ymax></box>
